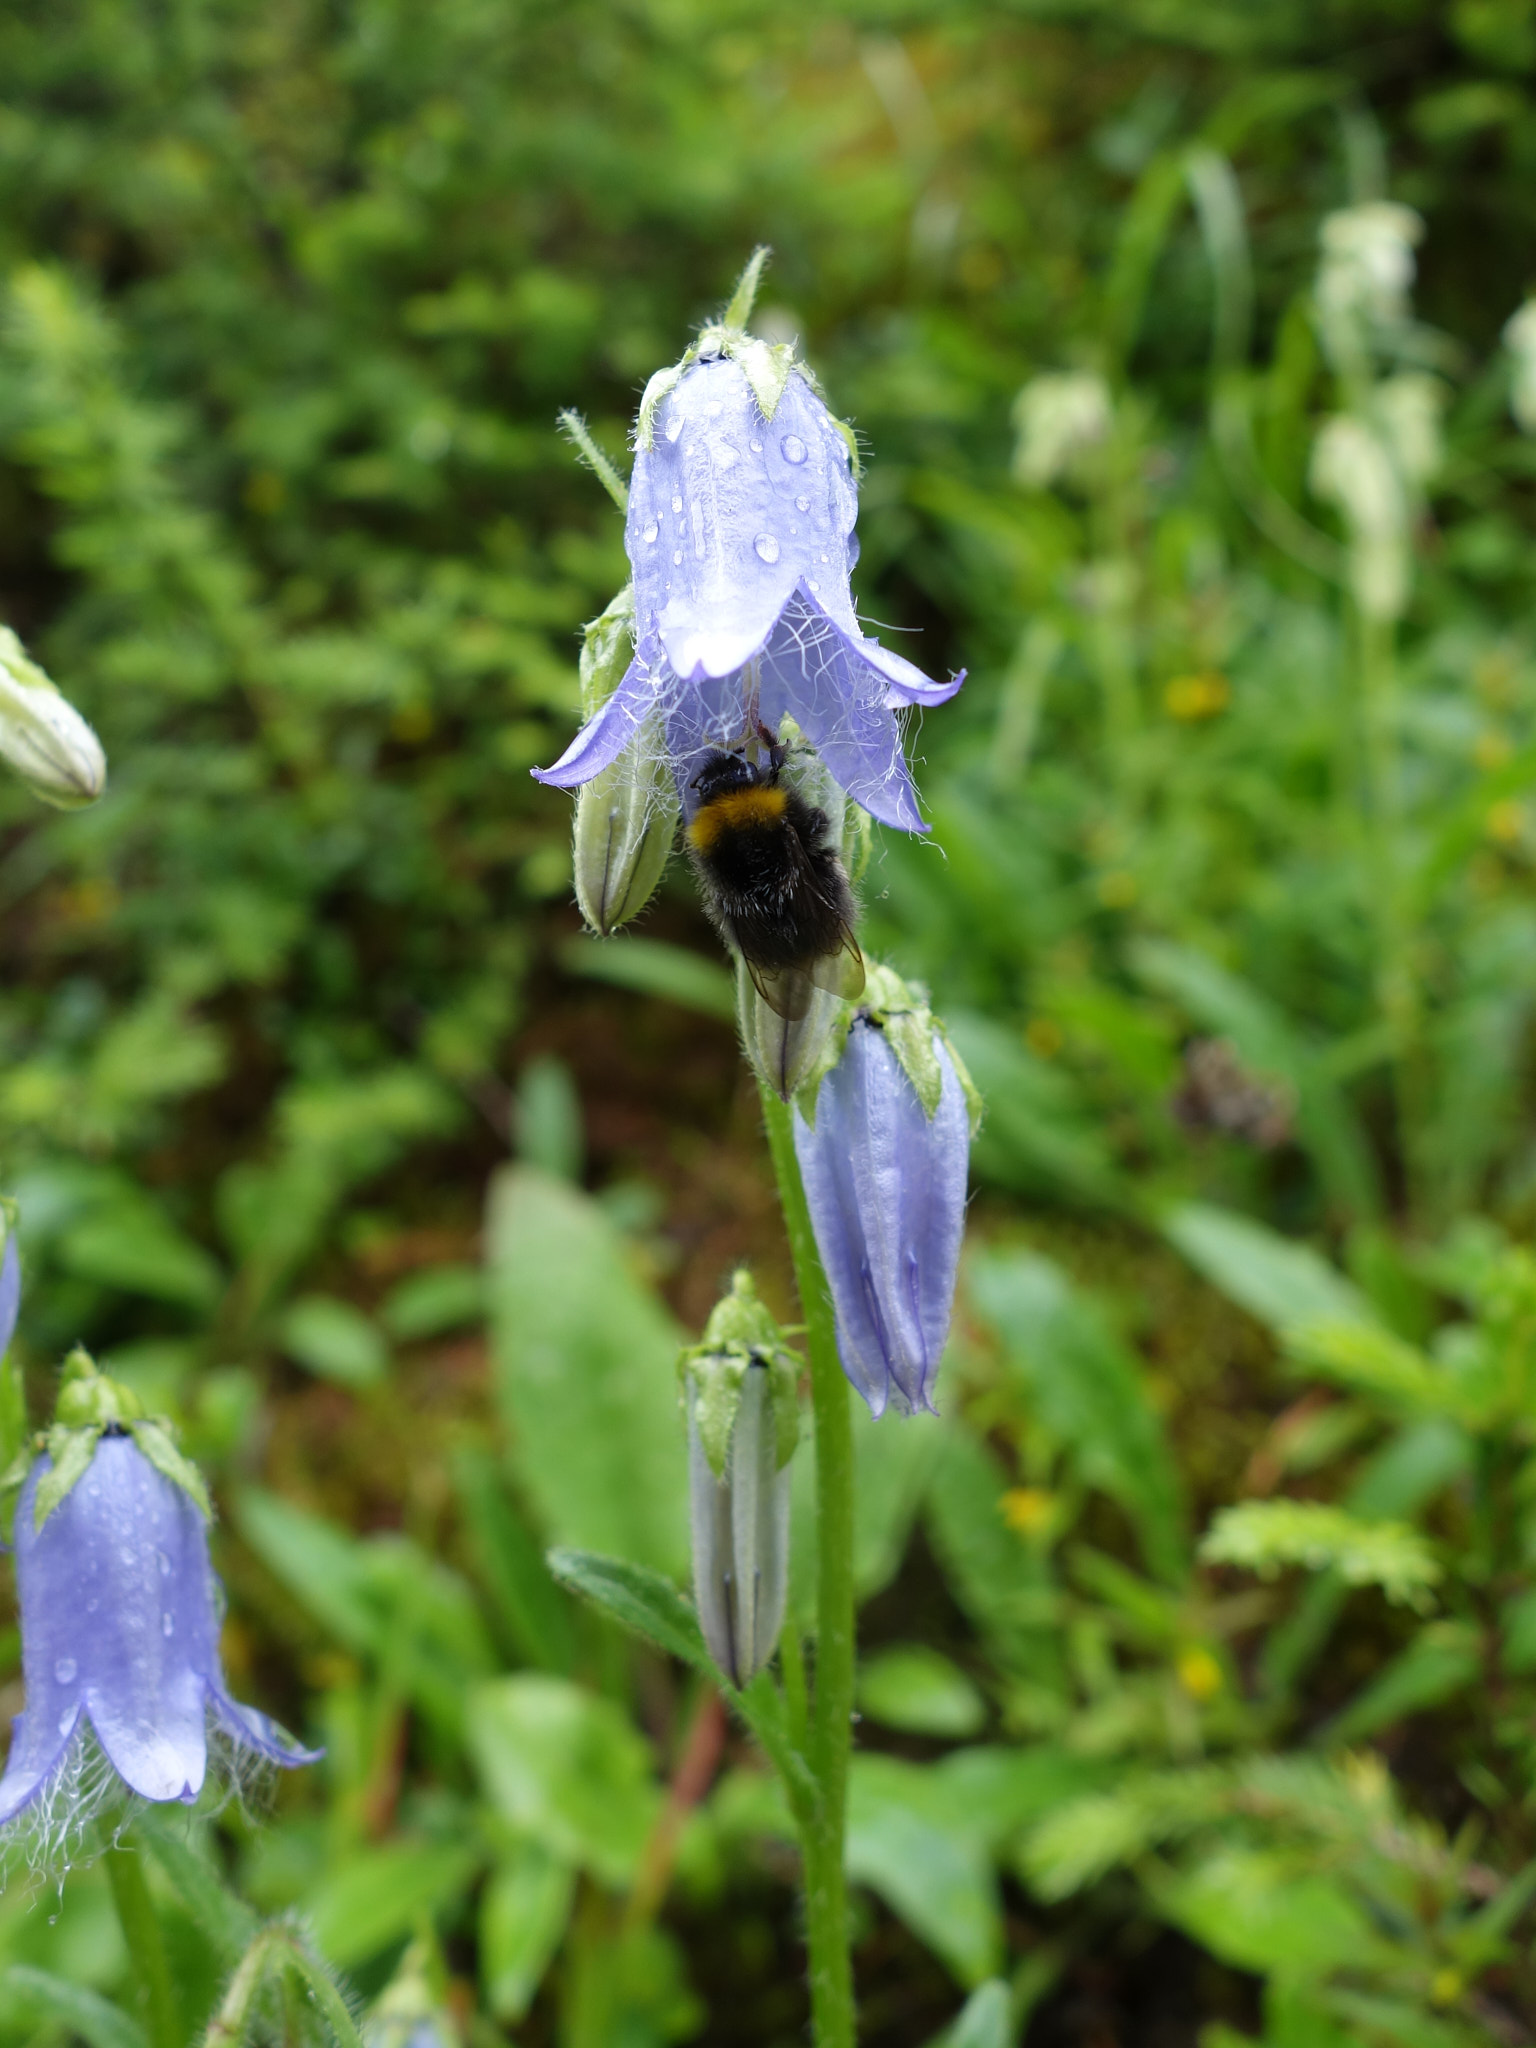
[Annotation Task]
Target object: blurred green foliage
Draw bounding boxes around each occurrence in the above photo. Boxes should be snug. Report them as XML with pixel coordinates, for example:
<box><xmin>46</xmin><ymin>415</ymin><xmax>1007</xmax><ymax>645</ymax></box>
<box><xmin>7</xmin><ymin>0</ymin><xmax>1536</xmax><ymax>2042</ymax></box>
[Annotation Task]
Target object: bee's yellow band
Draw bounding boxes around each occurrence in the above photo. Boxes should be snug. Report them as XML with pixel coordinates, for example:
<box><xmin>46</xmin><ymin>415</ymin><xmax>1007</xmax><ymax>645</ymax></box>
<box><xmin>687</xmin><ymin>784</ymin><xmax>788</xmax><ymax>851</ymax></box>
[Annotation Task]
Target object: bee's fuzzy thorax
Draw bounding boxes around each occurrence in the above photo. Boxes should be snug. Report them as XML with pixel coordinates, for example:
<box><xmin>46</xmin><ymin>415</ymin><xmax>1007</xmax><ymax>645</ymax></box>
<box><xmin>687</xmin><ymin>783</ymin><xmax>789</xmax><ymax>852</ymax></box>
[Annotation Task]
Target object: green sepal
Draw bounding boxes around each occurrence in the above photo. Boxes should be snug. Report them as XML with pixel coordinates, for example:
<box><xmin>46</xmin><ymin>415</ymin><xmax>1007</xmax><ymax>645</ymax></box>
<box><xmin>33</xmin><ymin>1424</ymin><xmax>99</xmax><ymax>1529</ymax></box>
<box><xmin>830</xmin><ymin>416</ymin><xmax>865</xmax><ymax>480</ymax></box>
<box><xmin>0</xmin><ymin>1440</ymin><xmax>35</xmax><ymax>1544</ymax></box>
<box><xmin>55</xmin><ymin>1344</ymin><xmax>145</xmax><ymax>1428</ymax></box>
<box><xmin>730</xmin><ymin>336</ymin><xmax>796</xmax><ymax>423</ymax></box>
<box><xmin>578</xmin><ymin>585</ymin><xmax>637</xmax><ymax>718</ymax></box>
<box><xmin>0</xmin><ymin>1198</ymin><xmax>24</xmax><ymax>1477</ymax></box>
<box><xmin>634</xmin><ymin>363</ymin><xmax>686</xmax><ymax>452</ymax></box>
<box><xmin>793</xmin><ymin>961</ymin><xmax>984</xmax><ymax>1136</ymax></box>
<box><xmin>130</xmin><ymin>1418</ymin><xmax>213</xmax><ymax>1521</ymax></box>
<box><xmin>679</xmin><ymin>1270</ymin><xmax>801</xmax><ymax>1475</ymax></box>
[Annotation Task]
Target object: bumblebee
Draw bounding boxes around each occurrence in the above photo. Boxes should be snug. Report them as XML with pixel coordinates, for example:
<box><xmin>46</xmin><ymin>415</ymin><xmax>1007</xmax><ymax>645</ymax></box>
<box><xmin>686</xmin><ymin>742</ymin><xmax>865</xmax><ymax>1021</ymax></box>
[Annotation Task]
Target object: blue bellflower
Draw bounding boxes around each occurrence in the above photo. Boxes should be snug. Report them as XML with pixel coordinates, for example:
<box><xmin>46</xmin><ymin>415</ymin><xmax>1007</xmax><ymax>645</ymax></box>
<box><xmin>0</xmin><ymin>1431</ymin><xmax>317</xmax><ymax>1833</ymax></box>
<box><xmin>534</xmin><ymin>353</ymin><xmax>961</xmax><ymax>832</ymax></box>
<box><xmin>793</xmin><ymin>1002</ymin><xmax>972</xmax><ymax>1417</ymax></box>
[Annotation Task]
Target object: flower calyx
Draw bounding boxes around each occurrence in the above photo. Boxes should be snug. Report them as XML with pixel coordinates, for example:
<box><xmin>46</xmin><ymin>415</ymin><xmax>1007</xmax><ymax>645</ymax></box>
<box><xmin>1</xmin><ymin>1347</ymin><xmax>211</xmax><ymax>1539</ymax></box>
<box><xmin>572</xmin><ymin>584</ymin><xmax>679</xmax><ymax>935</ymax></box>
<box><xmin>795</xmin><ymin>961</ymin><xmax>983</xmax><ymax>1133</ymax></box>
<box><xmin>0</xmin><ymin>626</ymin><xmax>107</xmax><ymax>810</ymax></box>
<box><xmin>678</xmin><ymin>1269</ymin><xmax>800</xmax><ymax>1480</ymax></box>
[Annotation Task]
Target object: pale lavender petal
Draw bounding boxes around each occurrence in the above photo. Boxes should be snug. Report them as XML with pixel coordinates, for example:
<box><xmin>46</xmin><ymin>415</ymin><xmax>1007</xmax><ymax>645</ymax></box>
<box><xmin>0</xmin><ymin>1234</ymin><xmax>17</xmax><ymax>1361</ymax></box>
<box><xmin>0</xmin><ymin>1704</ymin><xmax>81</xmax><ymax>1827</ymax></box>
<box><xmin>531</xmin><ymin>638</ymin><xmax>669</xmax><ymax>789</ymax></box>
<box><xmin>210</xmin><ymin>1689</ymin><xmax>322</xmax><ymax>1766</ymax></box>
<box><xmin>793</xmin><ymin>1023</ymin><xmax>969</xmax><ymax>1415</ymax></box>
<box><xmin>633</xmin><ymin>362</ymin><xmax>859</xmax><ymax>682</ymax></box>
<box><xmin>759</xmin><ymin>595</ymin><xmax>926</xmax><ymax>832</ymax></box>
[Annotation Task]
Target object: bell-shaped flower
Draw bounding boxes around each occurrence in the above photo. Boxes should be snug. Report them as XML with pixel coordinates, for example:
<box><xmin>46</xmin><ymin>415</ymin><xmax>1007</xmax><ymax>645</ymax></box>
<box><xmin>0</xmin><ymin>1357</ymin><xmax>316</xmax><ymax>1847</ymax></box>
<box><xmin>534</xmin><ymin>283</ymin><xmax>961</xmax><ymax>833</ymax></box>
<box><xmin>792</xmin><ymin>969</ymin><xmax>979</xmax><ymax>1417</ymax></box>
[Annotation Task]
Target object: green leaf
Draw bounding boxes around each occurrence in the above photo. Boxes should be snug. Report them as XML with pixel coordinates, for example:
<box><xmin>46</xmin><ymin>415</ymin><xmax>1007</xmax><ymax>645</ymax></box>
<box><xmin>58</xmin><ymin>1201</ymin><xmax>223</xmax><ymax>1311</ymax></box>
<box><xmin>1201</xmin><ymin>1500</ymin><xmax>1441</xmax><ymax>1608</ymax></box>
<box><xmin>968</xmin><ymin>1248</ymin><xmax>1188</xmax><ymax>1583</ymax></box>
<box><xmin>382</xmin><ymin>1263</ymin><xmax>484</xmax><ymax>1342</ymax></box>
<box><xmin>558</xmin><ymin>935</ymin><xmax>738</xmax><ymax>1021</ymax></box>
<box><xmin>305</xmin><ymin>1838</ymin><xmax>483</xmax><ymax>1968</ymax></box>
<box><xmin>485</xmin><ymin>1166</ymin><xmax>688</xmax><ymax>1576</ymax></box>
<box><xmin>455</xmin><ymin>1450</ymin><xmax>574</xmax><ymax>1673</ymax></box>
<box><xmin>847</xmin><ymin>1754</ymin><xmax>1004</xmax><ymax>1987</ymax></box>
<box><xmin>1</xmin><ymin>1967</ymin><xmax>148</xmax><ymax>2048</ymax></box>
<box><xmin>1159</xmin><ymin>1848</ymin><xmax>1377</xmax><ymax>1976</ymax></box>
<box><xmin>1323</xmin><ymin>1623</ymin><xmax>1482</xmax><ymax>1744</ymax></box>
<box><xmin>924</xmin><ymin>1425</ymin><xmax>1066</xmax><ymax>1692</ymax></box>
<box><xmin>278</xmin><ymin>1294</ymin><xmax>388</xmax><ymax>1388</ymax></box>
<box><xmin>928</xmin><ymin>1981</ymin><xmax>1014</xmax><ymax>2048</ymax></box>
<box><xmin>858</xmin><ymin>1646</ymin><xmax>988</xmax><ymax>1739</ymax></box>
<box><xmin>1163</xmin><ymin>1202</ymin><xmax>1376</xmax><ymax>1334</ymax></box>
<box><xmin>546</xmin><ymin>1546</ymin><xmax>708</xmax><ymax>1671</ymax></box>
<box><xmin>479</xmin><ymin>1842</ymin><xmax>577</xmax><ymax>2021</ymax></box>
<box><xmin>945</xmin><ymin>1013</ymin><xmax>1124</xmax><ymax>1208</ymax></box>
<box><xmin>467</xmin><ymin>1674</ymin><xmax>661</xmax><ymax>1888</ymax></box>
<box><xmin>135</xmin><ymin>1816</ymin><xmax>257</xmax><ymax>1961</ymax></box>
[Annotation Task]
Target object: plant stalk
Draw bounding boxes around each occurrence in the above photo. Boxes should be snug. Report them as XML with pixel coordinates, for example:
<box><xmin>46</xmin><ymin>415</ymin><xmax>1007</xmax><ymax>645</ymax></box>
<box><xmin>106</xmin><ymin>1838</ymin><xmax>181</xmax><ymax>2048</ymax></box>
<box><xmin>760</xmin><ymin>1085</ymin><xmax>856</xmax><ymax>2048</ymax></box>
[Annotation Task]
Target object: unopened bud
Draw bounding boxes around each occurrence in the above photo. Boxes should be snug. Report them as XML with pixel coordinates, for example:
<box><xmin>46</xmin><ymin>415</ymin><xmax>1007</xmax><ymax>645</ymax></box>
<box><xmin>571</xmin><ymin>587</ymin><xmax>678</xmax><ymax>933</ymax></box>
<box><xmin>0</xmin><ymin>627</ymin><xmax>106</xmax><ymax>809</ymax></box>
<box><xmin>681</xmin><ymin>1271</ymin><xmax>799</xmax><ymax>1687</ymax></box>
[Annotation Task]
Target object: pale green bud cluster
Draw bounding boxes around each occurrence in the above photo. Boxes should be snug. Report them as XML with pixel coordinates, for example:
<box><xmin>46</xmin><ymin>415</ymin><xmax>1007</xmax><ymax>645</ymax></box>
<box><xmin>680</xmin><ymin>1270</ymin><xmax>800</xmax><ymax>1687</ymax></box>
<box><xmin>0</xmin><ymin>627</ymin><xmax>106</xmax><ymax>810</ymax></box>
<box><xmin>793</xmin><ymin>958</ymin><xmax>982</xmax><ymax>1134</ymax></box>
<box><xmin>571</xmin><ymin>587</ymin><xmax>678</xmax><ymax>935</ymax></box>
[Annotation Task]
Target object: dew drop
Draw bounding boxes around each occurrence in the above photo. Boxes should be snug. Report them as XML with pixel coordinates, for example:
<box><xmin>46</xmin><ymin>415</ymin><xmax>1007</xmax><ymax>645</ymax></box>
<box><xmin>162</xmin><ymin>1613</ymin><xmax>175</xmax><ymax>1638</ymax></box>
<box><xmin>713</xmin><ymin>440</ymin><xmax>738</xmax><ymax>469</ymax></box>
<box><xmin>673</xmin><ymin>550</ymin><xmax>683</xmax><ymax>566</ymax></box>
<box><xmin>754</xmin><ymin>533</ymin><xmax>781</xmax><ymax>564</ymax></box>
<box><xmin>671</xmin><ymin>495</ymin><xmax>683</xmax><ymax>513</ymax></box>
<box><xmin>86</xmin><ymin>1597</ymin><xmax>99</xmax><ymax>1613</ymax></box>
<box><xmin>158</xmin><ymin>1549</ymin><xmax>171</xmax><ymax>1577</ymax></box>
<box><xmin>781</xmin><ymin>434</ymin><xmax>807</xmax><ymax>465</ymax></box>
<box><xmin>642</xmin><ymin>519</ymin><xmax>659</xmax><ymax>544</ymax></box>
<box><xmin>820</xmin><ymin>553</ymin><xmax>829</xmax><ymax>563</ymax></box>
<box><xmin>120</xmin><ymin>1545</ymin><xmax>137</xmax><ymax>1568</ymax></box>
<box><xmin>795</xmin><ymin>494</ymin><xmax>810</xmax><ymax>512</ymax></box>
<box><xmin>54</xmin><ymin>1658</ymin><xmax>77</xmax><ymax>1685</ymax></box>
<box><xmin>749</xmin><ymin>439</ymin><xmax>762</xmax><ymax>453</ymax></box>
<box><xmin>48</xmin><ymin>1913</ymin><xmax>57</xmax><ymax>1926</ymax></box>
<box><xmin>664</xmin><ymin>413</ymin><xmax>684</xmax><ymax>444</ymax></box>
<box><xmin>809</xmin><ymin>579</ymin><xmax>821</xmax><ymax>592</ymax></box>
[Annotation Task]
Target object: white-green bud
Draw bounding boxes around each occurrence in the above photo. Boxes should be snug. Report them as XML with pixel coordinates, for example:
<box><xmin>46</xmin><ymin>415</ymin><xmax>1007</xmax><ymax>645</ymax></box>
<box><xmin>0</xmin><ymin>627</ymin><xmax>106</xmax><ymax>810</ymax></box>
<box><xmin>571</xmin><ymin>587</ymin><xmax>678</xmax><ymax>934</ymax></box>
<box><xmin>680</xmin><ymin>1271</ymin><xmax>799</xmax><ymax>1687</ymax></box>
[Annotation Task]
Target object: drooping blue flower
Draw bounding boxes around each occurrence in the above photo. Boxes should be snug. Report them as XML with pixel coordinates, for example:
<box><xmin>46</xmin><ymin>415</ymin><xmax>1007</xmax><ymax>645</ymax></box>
<box><xmin>792</xmin><ymin>975</ymin><xmax>976</xmax><ymax>1416</ymax></box>
<box><xmin>0</xmin><ymin>1429</ymin><xmax>317</xmax><ymax>1836</ymax></box>
<box><xmin>534</xmin><ymin>348</ymin><xmax>961</xmax><ymax>833</ymax></box>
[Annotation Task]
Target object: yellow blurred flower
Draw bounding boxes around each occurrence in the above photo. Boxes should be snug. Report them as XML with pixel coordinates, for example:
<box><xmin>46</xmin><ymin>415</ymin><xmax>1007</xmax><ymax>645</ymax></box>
<box><xmin>1474</xmin><ymin>729</ymin><xmax>1512</xmax><ymax>770</ymax></box>
<box><xmin>1429</xmin><ymin>1969</ymin><xmax>1462</xmax><ymax>2008</ymax></box>
<box><xmin>1486</xmin><ymin>799</ymin><xmax>1525</xmax><ymax>846</ymax></box>
<box><xmin>1163</xmin><ymin>671</ymin><xmax>1231</xmax><ymax>721</ymax></box>
<box><xmin>1001</xmin><ymin>1487</ymin><xmax>1055</xmax><ymax>1535</ymax></box>
<box><xmin>1175</xmin><ymin>1645</ymin><xmax>1223</xmax><ymax>1701</ymax></box>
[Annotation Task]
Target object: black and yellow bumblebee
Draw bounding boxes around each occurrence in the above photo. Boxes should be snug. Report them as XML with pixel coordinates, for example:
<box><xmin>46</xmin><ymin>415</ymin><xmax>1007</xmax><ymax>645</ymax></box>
<box><xmin>686</xmin><ymin>740</ymin><xmax>866</xmax><ymax>1021</ymax></box>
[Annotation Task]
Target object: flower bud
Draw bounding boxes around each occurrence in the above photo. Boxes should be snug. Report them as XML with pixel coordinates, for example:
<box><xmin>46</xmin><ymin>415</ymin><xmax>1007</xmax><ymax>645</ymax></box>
<box><xmin>793</xmin><ymin>965</ymin><xmax>980</xmax><ymax>1417</ymax></box>
<box><xmin>681</xmin><ymin>1271</ymin><xmax>799</xmax><ymax>1687</ymax></box>
<box><xmin>0</xmin><ymin>627</ymin><xmax>106</xmax><ymax>810</ymax></box>
<box><xmin>571</xmin><ymin>587</ymin><xmax>679</xmax><ymax>934</ymax></box>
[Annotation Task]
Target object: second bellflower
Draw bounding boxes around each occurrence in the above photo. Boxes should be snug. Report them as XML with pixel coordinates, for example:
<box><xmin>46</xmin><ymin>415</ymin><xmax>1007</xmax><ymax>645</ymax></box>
<box><xmin>534</xmin><ymin>311</ymin><xmax>961</xmax><ymax>832</ymax></box>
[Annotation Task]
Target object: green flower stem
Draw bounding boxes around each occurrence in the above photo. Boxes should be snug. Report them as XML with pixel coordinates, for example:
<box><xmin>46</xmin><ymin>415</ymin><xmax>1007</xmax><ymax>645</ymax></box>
<box><xmin>106</xmin><ymin>1838</ymin><xmax>180</xmax><ymax>2048</ymax></box>
<box><xmin>760</xmin><ymin>1085</ymin><xmax>856</xmax><ymax>2048</ymax></box>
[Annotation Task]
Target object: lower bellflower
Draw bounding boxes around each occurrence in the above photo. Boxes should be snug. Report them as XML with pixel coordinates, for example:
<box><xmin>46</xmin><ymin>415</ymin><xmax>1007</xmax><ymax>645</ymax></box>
<box><xmin>792</xmin><ymin>971</ymin><xmax>979</xmax><ymax>1417</ymax></box>
<box><xmin>0</xmin><ymin>1354</ymin><xmax>316</xmax><ymax>1852</ymax></box>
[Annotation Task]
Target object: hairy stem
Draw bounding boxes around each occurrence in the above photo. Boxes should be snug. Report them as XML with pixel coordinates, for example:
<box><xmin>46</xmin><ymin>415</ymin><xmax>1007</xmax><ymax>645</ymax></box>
<box><xmin>106</xmin><ymin>1838</ymin><xmax>180</xmax><ymax>2048</ymax></box>
<box><xmin>760</xmin><ymin>1085</ymin><xmax>856</xmax><ymax>2048</ymax></box>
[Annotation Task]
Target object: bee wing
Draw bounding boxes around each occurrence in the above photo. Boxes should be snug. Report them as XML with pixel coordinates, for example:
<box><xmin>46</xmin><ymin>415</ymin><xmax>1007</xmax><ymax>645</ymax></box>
<box><xmin>743</xmin><ymin>957</ymin><xmax>815</xmax><ymax>1022</ymax></box>
<box><xmin>808</xmin><ymin>929</ymin><xmax>865</xmax><ymax>1003</ymax></box>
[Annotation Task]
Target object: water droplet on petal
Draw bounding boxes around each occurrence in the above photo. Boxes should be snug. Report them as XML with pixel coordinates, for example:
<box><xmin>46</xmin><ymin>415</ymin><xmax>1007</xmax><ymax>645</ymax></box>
<box><xmin>54</xmin><ymin>1658</ymin><xmax>77</xmax><ymax>1685</ymax></box>
<box><xmin>749</xmin><ymin>439</ymin><xmax>762</xmax><ymax>453</ymax></box>
<box><xmin>642</xmin><ymin>519</ymin><xmax>659</xmax><ymax>544</ymax></box>
<box><xmin>158</xmin><ymin>1549</ymin><xmax>171</xmax><ymax>1577</ymax></box>
<box><xmin>120</xmin><ymin>1545</ymin><xmax>137</xmax><ymax>1567</ymax></box>
<box><xmin>671</xmin><ymin>495</ymin><xmax>682</xmax><ymax>513</ymax></box>
<box><xmin>820</xmin><ymin>553</ymin><xmax>829</xmax><ymax>564</ymax></box>
<box><xmin>162</xmin><ymin>1613</ymin><xmax>175</xmax><ymax>1638</ymax></box>
<box><xmin>664</xmin><ymin>413</ymin><xmax>684</xmax><ymax>444</ymax></box>
<box><xmin>781</xmin><ymin>434</ymin><xmax>807</xmax><ymax>465</ymax></box>
<box><xmin>673</xmin><ymin>550</ymin><xmax>683</xmax><ymax>566</ymax></box>
<box><xmin>795</xmin><ymin>495</ymin><xmax>810</xmax><ymax>512</ymax></box>
<box><xmin>706</xmin><ymin>400</ymin><xmax>723</xmax><ymax>418</ymax></box>
<box><xmin>754</xmin><ymin>533</ymin><xmax>781</xmax><ymax>564</ymax></box>
<box><xmin>809</xmin><ymin>579</ymin><xmax>821</xmax><ymax>592</ymax></box>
